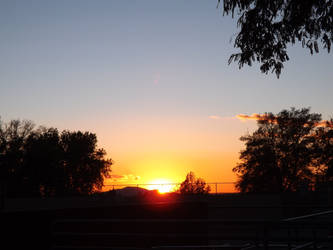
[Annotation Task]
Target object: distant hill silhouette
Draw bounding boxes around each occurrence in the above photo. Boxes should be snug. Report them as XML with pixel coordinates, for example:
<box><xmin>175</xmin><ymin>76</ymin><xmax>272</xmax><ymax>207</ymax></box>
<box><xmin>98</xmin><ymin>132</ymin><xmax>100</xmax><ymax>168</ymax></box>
<box><xmin>114</xmin><ymin>186</ymin><xmax>155</xmax><ymax>197</ymax></box>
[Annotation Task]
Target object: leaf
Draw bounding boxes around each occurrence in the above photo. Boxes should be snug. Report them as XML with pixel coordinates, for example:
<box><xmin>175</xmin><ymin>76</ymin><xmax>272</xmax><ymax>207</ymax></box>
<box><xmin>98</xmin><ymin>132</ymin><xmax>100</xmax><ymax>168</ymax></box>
<box><xmin>314</xmin><ymin>41</ymin><xmax>319</xmax><ymax>53</ymax></box>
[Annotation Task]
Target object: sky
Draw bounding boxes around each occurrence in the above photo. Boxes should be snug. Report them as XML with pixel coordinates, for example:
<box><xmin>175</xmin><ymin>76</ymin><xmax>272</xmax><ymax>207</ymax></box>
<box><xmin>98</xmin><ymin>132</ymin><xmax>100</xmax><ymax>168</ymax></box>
<box><xmin>1</xmin><ymin>0</ymin><xmax>333</xmax><ymax>191</ymax></box>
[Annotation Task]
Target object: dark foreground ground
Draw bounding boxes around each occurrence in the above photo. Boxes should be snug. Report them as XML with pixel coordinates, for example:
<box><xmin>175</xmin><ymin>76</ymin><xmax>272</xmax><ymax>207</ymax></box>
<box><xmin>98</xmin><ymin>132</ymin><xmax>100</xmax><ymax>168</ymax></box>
<box><xmin>1</xmin><ymin>192</ymin><xmax>332</xmax><ymax>250</ymax></box>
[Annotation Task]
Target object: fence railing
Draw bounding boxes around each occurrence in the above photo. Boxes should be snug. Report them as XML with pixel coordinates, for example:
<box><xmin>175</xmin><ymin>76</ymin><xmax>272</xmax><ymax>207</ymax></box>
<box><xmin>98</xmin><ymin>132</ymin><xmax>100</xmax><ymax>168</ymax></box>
<box><xmin>52</xmin><ymin>210</ymin><xmax>333</xmax><ymax>250</ymax></box>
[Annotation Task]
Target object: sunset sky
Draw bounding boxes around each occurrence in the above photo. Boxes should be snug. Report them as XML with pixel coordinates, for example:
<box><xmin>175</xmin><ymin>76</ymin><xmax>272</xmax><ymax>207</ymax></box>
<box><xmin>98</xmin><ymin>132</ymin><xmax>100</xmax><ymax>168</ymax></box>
<box><xmin>1</xmin><ymin>1</ymin><xmax>333</xmax><ymax>191</ymax></box>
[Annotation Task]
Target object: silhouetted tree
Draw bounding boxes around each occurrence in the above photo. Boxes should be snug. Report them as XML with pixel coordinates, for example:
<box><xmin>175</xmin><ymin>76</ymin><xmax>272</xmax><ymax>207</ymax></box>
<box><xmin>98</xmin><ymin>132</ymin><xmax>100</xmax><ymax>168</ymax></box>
<box><xmin>24</xmin><ymin>127</ymin><xmax>63</xmax><ymax>197</ymax></box>
<box><xmin>218</xmin><ymin>0</ymin><xmax>333</xmax><ymax>77</ymax></box>
<box><xmin>60</xmin><ymin>131</ymin><xmax>112</xmax><ymax>195</ymax></box>
<box><xmin>233</xmin><ymin>108</ymin><xmax>322</xmax><ymax>193</ymax></box>
<box><xmin>312</xmin><ymin>119</ymin><xmax>333</xmax><ymax>188</ymax></box>
<box><xmin>178</xmin><ymin>172</ymin><xmax>211</xmax><ymax>195</ymax></box>
<box><xmin>0</xmin><ymin>119</ymin><xmax>35</xmax><ymax>197</ymax></box>
<box><xmin>0</xmin><ymin>118</ymin><xmax>112</xmax><ymax>197</ymax></box>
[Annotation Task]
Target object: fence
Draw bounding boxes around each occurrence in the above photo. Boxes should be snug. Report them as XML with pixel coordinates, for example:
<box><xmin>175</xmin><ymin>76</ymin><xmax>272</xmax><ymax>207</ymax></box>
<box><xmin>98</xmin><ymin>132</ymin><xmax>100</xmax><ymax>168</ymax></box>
<box><xmin>102</xmin><ymin>182</ymin><xmax>237</xmax><ymax>194</ymax></box>
<box><xmin>51</xmin><ymin>209</ymin><xmax>333</xmax><ymax>250</ymax></box>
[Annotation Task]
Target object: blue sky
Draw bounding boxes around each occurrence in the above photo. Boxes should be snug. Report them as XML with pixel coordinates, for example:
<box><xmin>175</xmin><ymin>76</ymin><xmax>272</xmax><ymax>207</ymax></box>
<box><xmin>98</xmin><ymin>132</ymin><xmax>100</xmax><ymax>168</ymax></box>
<box><xmin>1</xmin><ymin>0</ymin><xmax>332</xmax><ymax>185</ymax></box>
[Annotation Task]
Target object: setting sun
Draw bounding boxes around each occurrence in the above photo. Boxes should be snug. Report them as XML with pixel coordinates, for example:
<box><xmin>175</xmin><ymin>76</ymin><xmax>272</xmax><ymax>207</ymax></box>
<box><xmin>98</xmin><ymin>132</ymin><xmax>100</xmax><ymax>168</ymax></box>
<box><xmin>146</xmin><ymin>179</ymin><xmax>177</xmax><ymax>194</ymax></box>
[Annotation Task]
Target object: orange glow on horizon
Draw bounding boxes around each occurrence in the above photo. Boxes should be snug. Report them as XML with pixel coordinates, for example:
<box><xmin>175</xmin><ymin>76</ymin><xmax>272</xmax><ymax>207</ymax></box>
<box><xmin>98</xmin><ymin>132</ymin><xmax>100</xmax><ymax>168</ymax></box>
<box><xmin>146</xmin><ymin>179</ymin><xmax>177</xmax><ymax>194</ymax></box>
<box><xmin>98</xmin><ymin>115</ymin><xmax>247</xmax><ymax>195</ymax></box>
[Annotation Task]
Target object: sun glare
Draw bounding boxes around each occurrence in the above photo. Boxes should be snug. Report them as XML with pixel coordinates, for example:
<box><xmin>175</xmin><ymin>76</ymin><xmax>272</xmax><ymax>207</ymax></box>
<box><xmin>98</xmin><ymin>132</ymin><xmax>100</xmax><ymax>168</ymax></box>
<box><xmin>146</xmin><ymin>179</ymin><xmax>176</xmax><ymax>194</ymax></box>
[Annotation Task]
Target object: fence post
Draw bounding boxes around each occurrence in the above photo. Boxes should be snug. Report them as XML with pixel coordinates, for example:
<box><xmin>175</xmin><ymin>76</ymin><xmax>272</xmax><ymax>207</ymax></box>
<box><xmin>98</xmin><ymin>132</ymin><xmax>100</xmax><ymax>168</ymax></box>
<box><xmin>215</xmin><ymin>183</ymin><xmax>217</xmax><ymax>194</ymax></box>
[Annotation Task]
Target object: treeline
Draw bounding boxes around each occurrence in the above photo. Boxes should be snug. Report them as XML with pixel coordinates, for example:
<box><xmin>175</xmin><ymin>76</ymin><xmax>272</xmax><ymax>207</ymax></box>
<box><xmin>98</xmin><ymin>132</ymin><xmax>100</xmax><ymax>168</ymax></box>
<box><xmin>234</xmin><ymin>108</ymin><xmax>333</xmax><ymax>193</ymax></box>
<box><xmin>1</xmin><ymin>107</ymin><xmax>332</xmax><ymax>198</ymax></box>
<box><xmin>0</xmin><ymin>119</ymin><xmax>112</xmax><ymax>198</ymax></box>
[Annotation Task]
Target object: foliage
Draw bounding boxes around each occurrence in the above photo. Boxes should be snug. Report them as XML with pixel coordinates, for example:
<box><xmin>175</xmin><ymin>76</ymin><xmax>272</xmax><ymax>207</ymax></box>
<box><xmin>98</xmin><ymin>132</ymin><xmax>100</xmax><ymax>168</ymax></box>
<box><xmin>312</xmin><ymin>119</ymin><xmax>333</xmax><ymax>185</ymax></box>
<box><xmin>0</xmin><ymin>118</ymin><xmax>112</xmax><ymax>197</ymax></box>
<box><xmin>178</xmin><ymin>171</ymin><xmax>211</xmax><ymax>195</ymax></box>
<box><xmin>232</xmin><ymin>107</ymin><xmax>333</xmax><ymax>193</ymax></box>
<box><xmin>218</xmin><ymin>0</ymin><xmax>333</xmax><ymax>78</ymax></box>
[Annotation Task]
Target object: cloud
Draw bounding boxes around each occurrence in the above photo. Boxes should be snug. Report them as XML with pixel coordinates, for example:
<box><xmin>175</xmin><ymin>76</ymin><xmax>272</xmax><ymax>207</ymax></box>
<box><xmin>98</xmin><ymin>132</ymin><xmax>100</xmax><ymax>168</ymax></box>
<box><xmin>208</xmin><ymin>115</ymin><xmax>222</xmax><ymax>120</ymax></box>
<box><xmin>208</xmin><ymin>115</ymin><xmax>237</xmax><ymax>120</ymax></box>
<box><xmin>315</xmin><ymin>120</ymin><xmax>332</xmax><ymax>127</ymax></box>
<box><xmin>110</xmin><ymin>174</ymin><xmax>141</xmax><ymax>182</ymax></box>
<box><xmin>236</xmin><ymin>114</ymin><xmax>332</xmax><ymax>127</ymax></box>
<box><xmin>235</xmin><ymin>113</ymin><xmax>265</xmax><ymax>122</ymax></box>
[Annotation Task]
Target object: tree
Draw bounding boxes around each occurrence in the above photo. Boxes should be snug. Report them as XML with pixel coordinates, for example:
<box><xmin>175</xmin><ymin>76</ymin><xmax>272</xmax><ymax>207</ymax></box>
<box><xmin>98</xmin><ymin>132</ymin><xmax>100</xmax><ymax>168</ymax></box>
<box><xmin>24</xmin><ymin>127</ymin><xmax>63</xmax><ymax>197</ymax></box>
<box><xmin>312</xmin><ymin>119</ymin><xmax>333</xmax><ymax>186</ymax></box>
<box><xmin>60</xmin><ymin>130</ymin><xmax>112</xmax><ymax>195</ymax></box>
<box><xmin>0</xmin><ymin>118</ymin><xmax>112</xmax><ymax>197</ymax></box>
<box><xmin>218</xmin><ymin>0</ymin><xmax>333</xmax><ymax>78</ymax></box>
<box><xmin>233</xmin><ymin>108</ymin><xmax>322</xmax><ymax>193</ymax></box>
<box><xmin>178</xmin><ymin>171</ymin><xmax>211</xmax><ymax>195</ymax></box>
<box><xmin>0</xmin><ymin>119</ymin><xmax>35</xmax><ymax>197</ymax></box>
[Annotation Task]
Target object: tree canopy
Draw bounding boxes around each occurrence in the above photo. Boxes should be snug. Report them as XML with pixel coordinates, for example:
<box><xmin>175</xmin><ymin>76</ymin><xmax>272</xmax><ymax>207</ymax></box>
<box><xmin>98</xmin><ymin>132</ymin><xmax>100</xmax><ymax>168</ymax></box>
<box><xmin>218</xmin><ymin>0</ymin><xmax>333</xmax><ymax>77</ymax></box>
<box><xmin>178</xmin><ymin>172</ymin><xmax>211</xmax><ymax>195</ymax></box>
<box><xmin>233</xmin><ymin>107</ymin><xmax>332</xmax><ymax>193</ymax></box>
<box><xmin>0</xmin><ymin>119</ymin><xmax>112</xmax><ymax>197</ymax></box>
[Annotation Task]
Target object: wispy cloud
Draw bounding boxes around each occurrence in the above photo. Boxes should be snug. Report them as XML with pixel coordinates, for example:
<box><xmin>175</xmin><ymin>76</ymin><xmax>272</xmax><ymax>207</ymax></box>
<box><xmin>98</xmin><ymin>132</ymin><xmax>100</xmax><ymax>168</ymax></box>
<box><xmin>235</xmin><ymin>113</ymin><xmax>266</xmax><ymax>122</ymax></box>
<box><xmin>110</xmin><ymin>174</ymin><xmax>141</xmax><ymax>182</ymax></box>
<box><xmin>315</xmin><ymin>120</ymin><xmax>332</xmax><ymax>127</ymax></box>
<box><xmin>236</xmin><ymin>113</ymin><xmax>332</xmax><ymax>127</ymax></box>
<box><xmin>208</xmin><ymin>115</ymin><xmax>236</xmax><ymax>120</ymax></box>
<box><xmin>208</xmin><ymin>115</ymin><xmax>222</xmax><ymax>120</ymax></box>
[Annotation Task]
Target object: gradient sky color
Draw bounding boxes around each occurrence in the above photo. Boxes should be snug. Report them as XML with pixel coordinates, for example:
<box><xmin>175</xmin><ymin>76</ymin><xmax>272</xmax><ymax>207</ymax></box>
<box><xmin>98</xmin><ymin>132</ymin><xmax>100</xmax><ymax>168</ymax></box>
<box><xmin>1</xmin><ymin>1</ymin><xmax>333</xmax><ymax>189</ymax></box>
